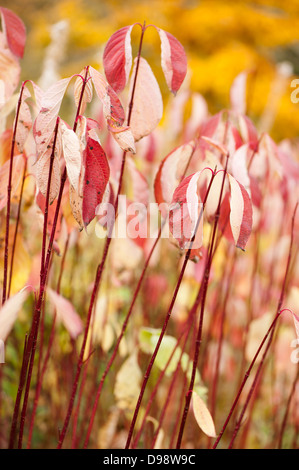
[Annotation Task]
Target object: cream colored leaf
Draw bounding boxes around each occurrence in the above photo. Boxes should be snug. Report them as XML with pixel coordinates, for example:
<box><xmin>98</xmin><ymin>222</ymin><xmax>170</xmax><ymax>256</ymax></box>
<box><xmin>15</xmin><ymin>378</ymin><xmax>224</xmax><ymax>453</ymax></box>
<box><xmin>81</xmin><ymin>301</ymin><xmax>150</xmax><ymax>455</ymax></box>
<box><xmin>35</xmin><ymin>149</ymin><xmax>61</xmax><ymax>204</ymax></box>
<box><xmin>0</xmin><ymin>154</ymin><xmax>25</xmax><ymax>210</ymax></box>
<box><xmin>0</xmin><ymin>287</ymin><xmax>29</xmax><ymax>341</ymax></box>
<box><xmin>128</xmin><ymin>57</ymin><xmax>163</xmax><ymax>142</ymax></box>
<box><xmin>192</xmin><ymin>391</ymin><xmax>217</xmax><ymax>438</ymax></box>
<box><xmin>61</xmin><ymin>120</ymin><xmax>82</xmax><ymax>193</ymax></box>
<box><xmin>114</xmin><ymin>353</ymin><xmax>142</xmax><ymax>411</ymax></box>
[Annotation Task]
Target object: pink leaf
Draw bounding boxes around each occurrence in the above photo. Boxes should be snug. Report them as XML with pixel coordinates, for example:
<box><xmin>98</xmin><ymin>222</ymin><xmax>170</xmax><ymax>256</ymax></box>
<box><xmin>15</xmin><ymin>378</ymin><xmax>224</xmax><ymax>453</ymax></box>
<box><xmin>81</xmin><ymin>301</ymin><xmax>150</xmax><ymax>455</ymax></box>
<box><xmin>128</xmin><ymin>57</ymin><xmax>163</xmax><ymax>141</ymax></box>
<box><xmin>82</xmin><ymin>136</ymin><xmax>110</xmax><ymax>227</ymax></box>
<box><xmin>0</xmin><ymin>154</ymin><xmax>25</xmax><ymax>210</ymax></box>
<box><xmin>154</xmin><ymin>140</ymin><xmax>196</xmax><ymax>217</ymax></box>
<box><xmin>36</xmin><ymin>190</ymin><xmax>62</xmax><ymax>240</ymax></box>
<box><xmin>89</xmin><ymin>66</ymin><xmax>125</xmax><ymax>128</ymax></box>
<box><xmin>227</xmin><ymin>174</ymin><xmax>253</xmax><ymax>251</ymax></box>
<box><xmin>0</xmin><ymin>7</ymin><xmax>26</xmax><ymax>58</ymax></box>
<box><xmin>169</xmin><ymin>169</ymin><xmax>213</xmax><ymax>258</ymax></box>
<box><xmin>103</xmin><ymin>25</ymin><xmax>134</xmax><ymax>93</ymax></box>
<box><xmin>0</xmin><ymin>46</ymin><xmax>21</xmax><ymax>106</ymax></box>
<box><xmin>0</xmin><ymin>287</ymin><xmax>29</xmax><ymax>341</ymax></box>
<box><xmin>157</xmin><ymin>28</ymin><xmax>187</xmax><ymax>95</ymax></box>
<box><xmin>230</xmin><ymin>71</ymin><xmax>247</xmax><ymax>115</ymax></box>
<box><xmin>47</xmin><ymin>288</ymin><xmax>83</xmax><ymax>339</ymax></box>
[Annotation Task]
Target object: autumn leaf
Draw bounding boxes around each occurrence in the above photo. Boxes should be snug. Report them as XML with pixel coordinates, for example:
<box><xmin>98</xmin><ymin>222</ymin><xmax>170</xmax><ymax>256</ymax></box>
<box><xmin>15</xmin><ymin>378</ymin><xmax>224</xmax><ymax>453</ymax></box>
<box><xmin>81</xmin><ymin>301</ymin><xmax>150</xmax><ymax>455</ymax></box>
<box><xmin>103</xmin><ymin>25</ymin><xmax>134</xmax><ymax>93</ymax></box>
<box><xmin>114</xmin><ymin>353</ymin><xmax>142</xmax><ymax>411</ymax></box>
<box><xmin>154</xmin><ymin>140</ymin><xmax>196</xmax><ymax>218</ymax></box>
<box><xmin>230</xmin><ymin>71</ymin><xmax>248</xmax><ymax>115</ymax></box>
<box><xmin>0</xmin><ymin>7</ymin><xmax>26</xmax><ymax>59</ymax></box>
<box><xmin>156</xmin><ymin>27</ymin><xmax>187</xmax><ymax>95</ymax></box>
<box><xmin>74</xmin><ymin>68</ymin><xmax>93</xmax><ymax>114</ymax></box>
<box><xmin>169</xmin><ymin>168</ymin><xmax>252</xmax><ymax>255</ymax></box>
<box><xmin>89</xmin><ymin>66</ymin><xmax>125</xmax><ymax>128</ymax></box>
<box><xmin>82</xmin><ymin>135</ymin><xmax>110</xmax><ymax>227</ymax></box>
<box><xmin>0</xmin><ymin>287</ymin><xmax>30</xmax><ymax>341</ymax></box>
<box><xmin>47</xmin><ymin>288</ymin><xmax>83</xmax><ymax>339</ymax></box>
<box><xmin>192</xmin><ymin>391</ymin><xmax>217</xmax><ymax>438</ymax></box>
<box><xmin>0</xmin><ymin>154</ymin><xmax>25</xmax><ymax>210</ymax></box>
<box><xmin>60</xmin><ymin>120</ymin><xmax>82</xmax><ymax>193</ymax></box>
<box><xmin>127</xmin><ymin>57</ymin><xmax>163</xmax><ymax>142</ymax></box>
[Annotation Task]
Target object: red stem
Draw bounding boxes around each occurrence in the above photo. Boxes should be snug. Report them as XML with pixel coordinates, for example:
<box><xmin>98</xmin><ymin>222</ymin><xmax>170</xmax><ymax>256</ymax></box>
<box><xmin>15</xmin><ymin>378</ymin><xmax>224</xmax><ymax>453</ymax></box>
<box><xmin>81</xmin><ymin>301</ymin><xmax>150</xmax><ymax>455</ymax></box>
<box><xmin>56</xmin><ymin>24</ymin><xmax>147</xmax><ymax>449</ymax></box>
<box><xmin>26</xmin><ymin>235</ymin><xmax>69</xmax><ymax>448</ymax></box>
<box><xmin>7</xmin><ymin>158</ymin><xmax>27</xmax><ymax>298</ymax></box>
<box><xmin>213</xmin><ymin>202</ymin><xmax>298</xmax><ymax>449</ymax></box>
<box><xmin>2</xmin><ymin>83</ymin><xmax>26</xmax><ymax>304</ymax></box>
<box><xmin>277</xmin><ymin>368</ymin><xmax>299</xmax><ymax>449</ymax></box>
<box><xmin>176</xmin><ymin>160</ymin><xmax>229</xmax><ymax>450</ymax></box>
<box><xmin>227</xmin><ymin>204</ymin><xmax>298</xmax><ymax>449</ymax></box>
<box><xmin>8</xmin><ymin>67</ymin><xmax>90</xmax><ymax>449</ymax></box>
<box><xmin>17</xmin><ymin>117</ymin><xmax>60</xmax><ymax>449</ymax></box>
<box><xmin>125</xmin><ymin>170</ymin><xmax>216</xmax><ymax>449</ymax></box>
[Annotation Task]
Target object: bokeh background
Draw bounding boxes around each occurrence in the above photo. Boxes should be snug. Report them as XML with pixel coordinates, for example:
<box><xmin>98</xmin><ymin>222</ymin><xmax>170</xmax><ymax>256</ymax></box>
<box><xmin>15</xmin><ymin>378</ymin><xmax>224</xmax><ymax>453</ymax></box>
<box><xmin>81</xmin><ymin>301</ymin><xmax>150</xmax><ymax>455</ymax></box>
<box><xmin>1</xmin><ymin>0</ymin><xmax>299</xmax><ymax>142</ymax></box>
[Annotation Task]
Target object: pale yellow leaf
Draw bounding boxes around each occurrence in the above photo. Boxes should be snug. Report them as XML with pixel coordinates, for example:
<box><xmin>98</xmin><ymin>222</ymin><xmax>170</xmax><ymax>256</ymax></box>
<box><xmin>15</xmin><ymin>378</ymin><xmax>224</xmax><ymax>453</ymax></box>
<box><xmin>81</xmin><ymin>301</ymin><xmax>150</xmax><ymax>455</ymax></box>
<box><xmin>192</xmin><ymin>391</ymin><xmax>217</xmax><ymax>438</ymax></box>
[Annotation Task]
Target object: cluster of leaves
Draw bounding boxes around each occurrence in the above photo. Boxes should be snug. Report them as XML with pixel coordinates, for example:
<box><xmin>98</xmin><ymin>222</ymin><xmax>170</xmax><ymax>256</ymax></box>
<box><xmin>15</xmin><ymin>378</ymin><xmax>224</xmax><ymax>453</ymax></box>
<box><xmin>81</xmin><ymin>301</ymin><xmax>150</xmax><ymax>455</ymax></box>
<box><xmin>0</xmin><ymin>7</ymin><xmax>298</xmax><ymax>450</ymax></box>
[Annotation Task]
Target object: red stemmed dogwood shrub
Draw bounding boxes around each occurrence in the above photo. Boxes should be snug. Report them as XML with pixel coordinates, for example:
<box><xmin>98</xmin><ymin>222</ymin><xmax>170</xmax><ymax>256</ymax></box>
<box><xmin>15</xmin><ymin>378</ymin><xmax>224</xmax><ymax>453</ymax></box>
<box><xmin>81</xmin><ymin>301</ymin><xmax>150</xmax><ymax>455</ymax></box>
<box><xmin>0</xmin><ymin>8</ymin><xmax>298</xmax><ymax>451</ymax></box>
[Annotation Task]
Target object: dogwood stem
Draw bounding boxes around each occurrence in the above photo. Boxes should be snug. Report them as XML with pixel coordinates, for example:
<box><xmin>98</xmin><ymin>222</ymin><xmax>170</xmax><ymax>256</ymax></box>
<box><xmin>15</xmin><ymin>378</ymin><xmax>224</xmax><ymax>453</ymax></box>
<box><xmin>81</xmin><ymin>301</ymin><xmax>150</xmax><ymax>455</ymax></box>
<box><xmin>125</xmin><ymin>170</ymin><xmax>217</xmax><ymax>449</ymax></box>
<box><xmin>8</xmin><ymin>68</ymin><xmax>90</xmax><ymax>449</ymax></box>
<box><xmin>7</xmin><ymin>158</ymin><xmax>27</xmax><ymax>298</ymax></box>
<box><xmin>2</xmin><ymin>83</ymin><xmax>26</xmax><ymax>304</ymax></box>
<box><xmin>176</xmin><ymin>158</ymin><xmax>229</xmax><ymax>449</ymax></box>
<box><xmin>56</xmin><ymin>24</ymin><xmax>147</xmax><ymax>449</ymax></box>
<box><xmin>213</xmin><ymin>202</ymin><xmax>298</xmax><ymax>449</ymax></box>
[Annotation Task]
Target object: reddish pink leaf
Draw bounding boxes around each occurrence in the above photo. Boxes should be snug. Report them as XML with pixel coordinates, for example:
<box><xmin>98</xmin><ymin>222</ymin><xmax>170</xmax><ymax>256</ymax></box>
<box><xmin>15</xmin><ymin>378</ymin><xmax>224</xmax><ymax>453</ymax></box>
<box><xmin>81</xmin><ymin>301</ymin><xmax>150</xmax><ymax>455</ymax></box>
<box><xmin>82</xmin><ymin>136</ymin><xmax>110</xmax><ymax>227</ymax></box>
<box><xmin>169</xmin><ymin>170</ymin><xmax>211</xmax><ymax>259</ymax></box>
<box><xmin>227</xmin><ymin>174</ymin><xmax>253</xmax><ymax>251</ymax></box>
<box><xmin>103</xmin><ymin>25</ymin><xmax>134</xmax><ymax>93</ymax></box>
<box><xmin>89</xmin><ymin>66</ymin><xmax>125</xmax><ymax>128</ymax></box>
<box><xmin>169</xmin><ymin>169</ymin><xmax>252</xmax><ymax>255</ymax></box>
<box><xmin>47</xmin><ymin>288</ymin><xmax>83</xmax><ymax>339</ymax></box>
<box><xmin>36</xmin><ymin>190</ymin><xmax>62</xmax><ymax>240</ymax></box>
<box><xmin>157</xmin><ymin>28</ymin><xmax>187</xmax><ymax>95</ymax></box>
<box><xmin>0</xmin><ymin>7</ymin><xmax>26</xmax><ymax>58</ymax></box>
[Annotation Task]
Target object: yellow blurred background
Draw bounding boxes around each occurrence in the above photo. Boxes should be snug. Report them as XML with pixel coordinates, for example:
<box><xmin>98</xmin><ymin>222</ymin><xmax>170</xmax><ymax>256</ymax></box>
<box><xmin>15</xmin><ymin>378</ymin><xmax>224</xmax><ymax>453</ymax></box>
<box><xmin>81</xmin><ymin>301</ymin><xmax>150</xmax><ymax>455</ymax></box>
<box><xmin>1</xmin><ymin>0</ymin><xmax>299</xmax><ymax>141</ymax></box>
